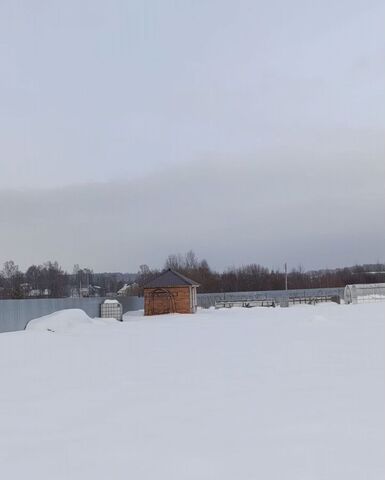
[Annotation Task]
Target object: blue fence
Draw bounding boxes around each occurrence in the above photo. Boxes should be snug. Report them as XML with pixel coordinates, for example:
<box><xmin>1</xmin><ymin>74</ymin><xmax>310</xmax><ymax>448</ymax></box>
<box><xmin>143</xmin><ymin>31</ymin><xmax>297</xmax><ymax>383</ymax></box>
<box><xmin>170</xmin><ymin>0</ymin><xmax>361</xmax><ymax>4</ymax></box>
<box><xmin>1</xmin><ymin>287</ymin><xmax>345</xmax><ymax>333</ymax></box>
<box><xmin>0</xmin><ymin>296</ymin><xmax>144</xmax><ymax>333</ymax></box>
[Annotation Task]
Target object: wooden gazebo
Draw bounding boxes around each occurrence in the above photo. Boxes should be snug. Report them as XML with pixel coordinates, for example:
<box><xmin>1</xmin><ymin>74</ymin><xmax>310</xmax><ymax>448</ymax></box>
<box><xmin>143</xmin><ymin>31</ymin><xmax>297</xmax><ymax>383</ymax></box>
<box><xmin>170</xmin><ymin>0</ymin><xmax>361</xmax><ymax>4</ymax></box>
<box><xmin>143</xmin><ymin>269</ymin><xmax>200</xmax><ymax>316</ymax></box>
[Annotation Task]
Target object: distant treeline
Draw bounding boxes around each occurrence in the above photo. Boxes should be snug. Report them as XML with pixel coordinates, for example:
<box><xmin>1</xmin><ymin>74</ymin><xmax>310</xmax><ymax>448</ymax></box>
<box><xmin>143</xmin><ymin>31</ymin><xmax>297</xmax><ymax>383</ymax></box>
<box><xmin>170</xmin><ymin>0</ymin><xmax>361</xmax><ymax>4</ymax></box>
<box><xmin>0</xmin><ymin>261</ymin><xmax>134</xmax><ymax>299</ymax></box>
<box><xmin>135</xmin><ymin>251</ymin><xmax>385</xmax><ymax>294</ymax></box>
<box><xmin>0</xmin><ymin>253</ymin><xmax>384</xmax><ymax>299</ymax></box>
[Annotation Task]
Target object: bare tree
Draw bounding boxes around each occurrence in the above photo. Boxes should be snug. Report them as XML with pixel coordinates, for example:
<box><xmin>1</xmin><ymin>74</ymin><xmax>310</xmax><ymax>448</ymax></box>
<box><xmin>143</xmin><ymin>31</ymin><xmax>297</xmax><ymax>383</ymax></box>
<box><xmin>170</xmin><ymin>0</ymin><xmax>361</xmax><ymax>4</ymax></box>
<box><xmin>1</xmin><ymin>260</ymin><xmax>24</xmax><ymax>298</ymax></box>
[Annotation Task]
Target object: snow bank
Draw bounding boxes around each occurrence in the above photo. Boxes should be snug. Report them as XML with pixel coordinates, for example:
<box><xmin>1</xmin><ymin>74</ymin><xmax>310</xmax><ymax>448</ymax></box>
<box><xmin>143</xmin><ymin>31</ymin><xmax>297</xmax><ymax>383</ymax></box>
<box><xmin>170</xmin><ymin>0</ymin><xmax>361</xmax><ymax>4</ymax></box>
<box><xmin>26</xmin><ymin>308</ymin><xmax>117</xmax><ymax>332</ymax></box>
<box><xmin>122</xmin><ymin>308</ymin><xmax>144</xmax><ymax>320</ymax></box>
<box><xmin>1</xmin><ymin>303</ymin><xmax>384</xmax><ymax>479</ymax></box>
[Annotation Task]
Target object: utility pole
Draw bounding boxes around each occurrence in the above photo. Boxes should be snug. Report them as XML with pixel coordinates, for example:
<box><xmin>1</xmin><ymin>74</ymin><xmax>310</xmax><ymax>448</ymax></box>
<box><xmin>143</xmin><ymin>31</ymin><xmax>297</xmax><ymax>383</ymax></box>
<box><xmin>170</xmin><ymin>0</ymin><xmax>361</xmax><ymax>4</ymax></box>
<box><xmin>284</xmin><ymin>263</ymin><xmax>288</xmax><ymax>291</ymax></box>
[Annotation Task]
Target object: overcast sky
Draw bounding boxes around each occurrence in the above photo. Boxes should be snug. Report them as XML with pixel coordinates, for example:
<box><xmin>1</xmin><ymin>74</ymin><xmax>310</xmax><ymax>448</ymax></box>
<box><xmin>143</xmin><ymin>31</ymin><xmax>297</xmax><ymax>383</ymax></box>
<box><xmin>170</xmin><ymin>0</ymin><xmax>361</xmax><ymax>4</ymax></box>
<box><xmin>0</xmin><ymin>0</ymin><xmax>384</xmax><ymax>272</ymax></box>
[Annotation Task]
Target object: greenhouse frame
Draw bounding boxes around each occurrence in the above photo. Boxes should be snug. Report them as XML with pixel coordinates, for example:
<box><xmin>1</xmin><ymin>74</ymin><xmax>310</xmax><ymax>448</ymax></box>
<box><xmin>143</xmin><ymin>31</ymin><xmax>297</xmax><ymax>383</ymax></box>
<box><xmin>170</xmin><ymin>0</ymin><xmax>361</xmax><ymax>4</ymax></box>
<box><xmin>344</xmin><ymin>283</ymin><xmax>385</xmax><ymax>304</ymax></box>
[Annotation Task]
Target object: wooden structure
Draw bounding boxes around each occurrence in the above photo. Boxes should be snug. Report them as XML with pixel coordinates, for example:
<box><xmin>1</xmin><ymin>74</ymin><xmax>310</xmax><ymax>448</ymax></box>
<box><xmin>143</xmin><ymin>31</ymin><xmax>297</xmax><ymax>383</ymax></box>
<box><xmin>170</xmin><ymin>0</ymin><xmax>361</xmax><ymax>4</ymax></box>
<box><xmin>143</xmin><ymin>269</ymin><xmax>200</xmax><ymax>316</ymax></box>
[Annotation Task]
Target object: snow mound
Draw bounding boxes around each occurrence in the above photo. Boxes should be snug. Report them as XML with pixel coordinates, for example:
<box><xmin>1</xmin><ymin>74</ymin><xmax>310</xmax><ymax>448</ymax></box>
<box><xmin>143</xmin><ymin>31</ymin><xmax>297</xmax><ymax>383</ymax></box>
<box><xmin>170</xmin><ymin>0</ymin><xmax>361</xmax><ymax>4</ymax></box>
<box><xmin>26</xmin><ymin>309</ymin><xmax>116</xmax><ymax>333</ymax></box>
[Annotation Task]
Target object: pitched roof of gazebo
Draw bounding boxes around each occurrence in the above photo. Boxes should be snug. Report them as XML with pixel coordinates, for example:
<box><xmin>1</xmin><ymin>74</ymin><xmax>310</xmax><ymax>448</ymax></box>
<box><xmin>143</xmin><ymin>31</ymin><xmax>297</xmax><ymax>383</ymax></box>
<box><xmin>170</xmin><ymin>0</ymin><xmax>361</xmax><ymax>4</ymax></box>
<box><xmin>143</xmin><ymin>269</ymin><xmax>200</xmax><ymax>288</ymax></box>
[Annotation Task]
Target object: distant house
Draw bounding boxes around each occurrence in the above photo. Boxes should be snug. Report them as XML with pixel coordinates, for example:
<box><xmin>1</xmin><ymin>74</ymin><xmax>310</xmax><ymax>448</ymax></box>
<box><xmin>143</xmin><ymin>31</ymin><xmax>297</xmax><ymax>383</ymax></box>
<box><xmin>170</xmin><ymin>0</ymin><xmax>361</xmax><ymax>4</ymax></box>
<box><xmin>28</xmin><ymin>289</ymin><xmax>41</xmax><ymax>297</ymax></box>
<box><xmin>70</xmin><ymin>285</ymin><xmax>102</xmax><ymax>298</ymax></box>
<box><xmin>20</xmin><ymin>283</ymin><xmax>31</xmax><ymax>295</ymax></box>
<box><xmin>143</xmin><ymin>269</ymin><xmax>199</xmax><ymax>316</ymax></box>
<box><xmin>117</xmin><ymin>282</ymin><xmax>139</xmax><ymax>296</ymax></box>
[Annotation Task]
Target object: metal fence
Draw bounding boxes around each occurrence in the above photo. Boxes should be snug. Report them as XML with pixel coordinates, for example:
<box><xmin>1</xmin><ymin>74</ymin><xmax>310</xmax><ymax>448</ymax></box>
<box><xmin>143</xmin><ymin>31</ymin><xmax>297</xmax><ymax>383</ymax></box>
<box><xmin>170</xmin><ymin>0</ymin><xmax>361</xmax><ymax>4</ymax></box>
<box><xmin>1</xmin><ymin>287</ymin><xmax>346</xmax><ymax>333</ymax></box>
<box><xmin>0</xmin><ymin>296</ymin><xmax>144</xmax><ymax>333</ymax></box>
<box><xmin>197</xmin><ymin>287</ymin><xmax>344</xmax><ymax>309</ymax></box>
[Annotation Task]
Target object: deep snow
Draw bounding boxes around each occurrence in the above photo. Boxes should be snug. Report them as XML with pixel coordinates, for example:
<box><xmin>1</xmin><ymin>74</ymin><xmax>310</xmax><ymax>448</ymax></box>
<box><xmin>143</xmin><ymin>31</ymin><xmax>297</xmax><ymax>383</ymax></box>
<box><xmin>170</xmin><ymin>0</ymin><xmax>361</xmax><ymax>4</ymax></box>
<box><xmin>0</xmin><ymin>303</ymin><xmax>383</xmax><ymax>479</ymax></box>
<box><xmin>26</xmin><ymin>308</ymin><xmax>118</xmax><ymax>333</ymax></box>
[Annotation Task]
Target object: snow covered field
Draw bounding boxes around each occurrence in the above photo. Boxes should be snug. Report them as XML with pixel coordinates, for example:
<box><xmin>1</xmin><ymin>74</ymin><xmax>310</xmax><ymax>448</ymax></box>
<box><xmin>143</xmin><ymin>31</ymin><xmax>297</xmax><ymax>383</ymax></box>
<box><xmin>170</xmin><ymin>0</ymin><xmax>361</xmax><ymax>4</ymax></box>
<box><xmin>0</xmin><ymin>303</ymin><xmax>383</xmax><ymax>479</ymax></box>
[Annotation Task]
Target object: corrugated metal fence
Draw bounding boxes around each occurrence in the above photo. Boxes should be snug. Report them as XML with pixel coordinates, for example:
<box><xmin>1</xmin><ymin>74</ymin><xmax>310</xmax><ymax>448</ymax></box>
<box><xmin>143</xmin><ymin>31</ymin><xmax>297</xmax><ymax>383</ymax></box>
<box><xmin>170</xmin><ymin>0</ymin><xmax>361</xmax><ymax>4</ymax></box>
<box><xmin>197</xmin><ymin>287</ymin><xmax>344</xmax><ymax>309</ymax></box>
<box><xmin>1</xmin><ymin>288</ymin><xmax>345</xmax><ymax>333</ymax></box>
<box><xmin>0</xmin><ymin>296</ymin><xmax>144</xmax><ymax>333</ymax></box>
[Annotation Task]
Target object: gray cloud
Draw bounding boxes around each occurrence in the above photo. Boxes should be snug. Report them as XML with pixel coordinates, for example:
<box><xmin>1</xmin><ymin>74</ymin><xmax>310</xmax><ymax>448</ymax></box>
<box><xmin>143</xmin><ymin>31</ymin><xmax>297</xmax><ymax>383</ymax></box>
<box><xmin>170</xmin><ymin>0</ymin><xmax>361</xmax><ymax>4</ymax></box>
<box><xmin>1</xmin><ymin>131</ymin><xmax>383</xmax><ymax>272</ymax></box>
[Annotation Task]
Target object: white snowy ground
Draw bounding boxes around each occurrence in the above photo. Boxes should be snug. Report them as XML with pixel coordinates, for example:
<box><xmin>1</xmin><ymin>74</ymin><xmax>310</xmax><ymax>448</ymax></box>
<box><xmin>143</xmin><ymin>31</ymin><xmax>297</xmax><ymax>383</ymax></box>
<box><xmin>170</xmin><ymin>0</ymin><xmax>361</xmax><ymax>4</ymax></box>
<box><xmin>0</xmin><ymin>303</ymin><xmax>383</xmax><ymax>480</ymax></box>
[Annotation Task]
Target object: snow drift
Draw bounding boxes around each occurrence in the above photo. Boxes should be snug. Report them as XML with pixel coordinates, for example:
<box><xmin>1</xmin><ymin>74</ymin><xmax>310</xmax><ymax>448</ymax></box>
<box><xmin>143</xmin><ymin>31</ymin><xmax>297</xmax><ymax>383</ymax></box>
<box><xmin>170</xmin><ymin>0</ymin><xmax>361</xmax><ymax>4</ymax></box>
<box><xmin>26</xmin><ymin>308</ymin><xmax>117</xmax><ymax>332</ymax></box>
